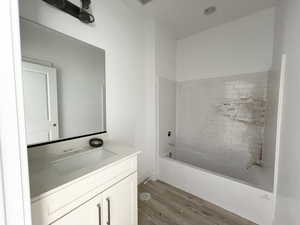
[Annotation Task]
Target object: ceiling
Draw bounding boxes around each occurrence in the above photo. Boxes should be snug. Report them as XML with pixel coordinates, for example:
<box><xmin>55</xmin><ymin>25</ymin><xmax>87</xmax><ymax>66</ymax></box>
<box><xmin>123</xmin><ymin>0</ymin><xmax>276</xmax><ymax>39</ymax></box>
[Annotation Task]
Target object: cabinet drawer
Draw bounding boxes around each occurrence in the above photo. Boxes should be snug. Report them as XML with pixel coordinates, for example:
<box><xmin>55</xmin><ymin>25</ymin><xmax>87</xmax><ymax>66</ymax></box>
<box><xmin>31</xmin><ymin>156</ymin><xmax>137</xmax><ymax>225</ymax></box>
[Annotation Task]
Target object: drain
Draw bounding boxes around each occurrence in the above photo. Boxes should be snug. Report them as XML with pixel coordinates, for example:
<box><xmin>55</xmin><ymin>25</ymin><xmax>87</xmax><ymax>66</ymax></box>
<box><xmin>139</xmin><ymin>192</ymin><xmax>151</xmax><ymax>201</ymax></box>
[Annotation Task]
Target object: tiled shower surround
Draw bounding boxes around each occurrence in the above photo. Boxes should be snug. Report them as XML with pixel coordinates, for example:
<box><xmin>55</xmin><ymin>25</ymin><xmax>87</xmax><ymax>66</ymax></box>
<box><xmin>159</xmin><ymin>72</ymin><xmax>277</xmax><ymax>191</ymax></box>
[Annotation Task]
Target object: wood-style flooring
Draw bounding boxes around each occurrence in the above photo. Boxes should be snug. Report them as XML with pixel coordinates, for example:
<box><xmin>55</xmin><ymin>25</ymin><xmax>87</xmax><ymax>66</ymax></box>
<box><xmin>138</xmin><ymin>180</ymin><xmax>257</xmax><ymax>225</ymax></box>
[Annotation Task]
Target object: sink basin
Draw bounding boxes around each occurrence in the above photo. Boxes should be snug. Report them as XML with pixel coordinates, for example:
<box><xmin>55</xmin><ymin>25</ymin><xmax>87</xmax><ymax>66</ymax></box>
<box><xmin>52</xmin><ymin>149</ymin><xmax>116</xmax><ymax>173</ymax></box>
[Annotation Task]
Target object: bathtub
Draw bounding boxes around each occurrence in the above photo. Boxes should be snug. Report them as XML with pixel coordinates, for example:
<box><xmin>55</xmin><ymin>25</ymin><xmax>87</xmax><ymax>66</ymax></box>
<box><xmin>158</xmin><ymin>155</ymin><xmax>274</xmax><ymax>225</ymax></box>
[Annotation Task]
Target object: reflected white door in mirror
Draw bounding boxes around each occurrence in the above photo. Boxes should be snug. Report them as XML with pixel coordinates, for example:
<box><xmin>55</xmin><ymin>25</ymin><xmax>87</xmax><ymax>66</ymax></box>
<box><xmin>22</xmin><ymin>61</ymin><xmax>59</xmax><ymax>145</ymax></box>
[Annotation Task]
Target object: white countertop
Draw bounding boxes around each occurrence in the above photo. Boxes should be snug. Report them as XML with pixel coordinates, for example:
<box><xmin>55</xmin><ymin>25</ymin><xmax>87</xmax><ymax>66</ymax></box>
<box><xmin>28</xmin><ymin>140</ymin><xmax>140</xmax><ymax>201</ymax></box>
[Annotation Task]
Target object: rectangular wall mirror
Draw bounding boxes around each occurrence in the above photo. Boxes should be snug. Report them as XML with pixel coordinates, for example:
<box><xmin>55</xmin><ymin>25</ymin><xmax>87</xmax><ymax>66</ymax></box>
<box><xmin>20</xmin><ymin>19</ymin><xmax>106</xmax><ymax>147</ymax></box>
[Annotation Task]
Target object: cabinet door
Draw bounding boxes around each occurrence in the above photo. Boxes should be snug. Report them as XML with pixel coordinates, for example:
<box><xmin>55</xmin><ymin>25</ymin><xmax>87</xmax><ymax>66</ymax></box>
<box><xmin>102</xmin><ymin>173</ymin><xmax>137</xmax><ymax>225</ymax></box>
<box><xmin>51</xmin><ymin>194</ymin><xmax>103</xmax><ymax>225</ymax></box>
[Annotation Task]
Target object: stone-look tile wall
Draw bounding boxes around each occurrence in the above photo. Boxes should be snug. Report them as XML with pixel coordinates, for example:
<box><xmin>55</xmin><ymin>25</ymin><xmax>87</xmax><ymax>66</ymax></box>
<box><xmin>175</xmin><ymin>72</ymin><xmax>273</xmax><ymax>188</ymax></box>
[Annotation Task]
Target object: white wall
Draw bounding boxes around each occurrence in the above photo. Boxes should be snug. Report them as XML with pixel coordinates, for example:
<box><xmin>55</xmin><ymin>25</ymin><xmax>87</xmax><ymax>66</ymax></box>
<box><xmin>155</xmin><ymin>23</ymin><xmax>177</xmax><ymax>81</ymax></box>
<box><xmin>0</xmin><ymin>1</ymin><xmax>32</xmax><ymax>224</ymax></box>
<box><xmin>176</xmin><ymin>8</ymin><xmax>275</xmax><ymax>81</ymax></box>
<box><xmin>20</xmin><ymin>20</ymin><xmax>106</xmax><ymax>139</ymax></box>
<box><xmin>155</xmin><ymin>22</ymin><xmax>177</xmax><ymax>171</ymax></box>
<box><xmin>20</xmin><ymin>0</ymin><xmax>156</xmax><ymax>181</ymax></box>
<box><xmin>273</xmin><ymin>1</ymin><xmax>300</xmax><ymax>224</ymax></box>
<box><xmin>143</xmin><ymin>19</ymin><xmax>157</xmax><ymax>180</ymax></box>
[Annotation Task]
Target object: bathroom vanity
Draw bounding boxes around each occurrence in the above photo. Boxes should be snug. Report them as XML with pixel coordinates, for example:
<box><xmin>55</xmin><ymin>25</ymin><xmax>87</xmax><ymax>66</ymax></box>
<box><xmin>20</xmin><ymin>18</ymin><xmax>141</xmax><ymax>225</ymax></box>
<box><xmin>29</xmin><ymin>140</ymin><xmax>139</xmax><ymax>225</ymax></box>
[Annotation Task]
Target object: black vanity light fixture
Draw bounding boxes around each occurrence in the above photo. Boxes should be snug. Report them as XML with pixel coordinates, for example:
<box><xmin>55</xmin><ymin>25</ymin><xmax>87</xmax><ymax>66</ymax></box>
<box><xmin>42</xmin><ymin>0</ymin><xmax>95</xmax><ymax>24</ymax></box>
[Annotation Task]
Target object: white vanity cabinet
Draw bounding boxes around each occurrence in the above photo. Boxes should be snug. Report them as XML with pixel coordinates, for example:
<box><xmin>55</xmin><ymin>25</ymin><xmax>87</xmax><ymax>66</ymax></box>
<box><xmin>31</xmin><ymin>155</ymin><xmax>138</xmax><ymax>225</ymax></box>
<box><xmin>52</xmin><ymin>173</ymin><xmax>137</xmax><ymax>225</ymax></box>
<box><xmin>101</xmin><ymin>173</ymin><xmax>137</xmax><ymax>225</ymax></box>
<box><xmin>51</xmin><ymin>193</ymin><xmax>103</xmax><ymax>225</ymax></box>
